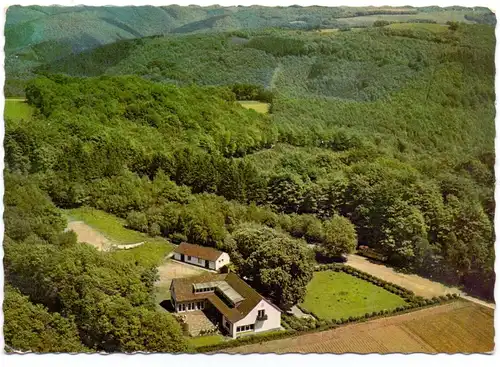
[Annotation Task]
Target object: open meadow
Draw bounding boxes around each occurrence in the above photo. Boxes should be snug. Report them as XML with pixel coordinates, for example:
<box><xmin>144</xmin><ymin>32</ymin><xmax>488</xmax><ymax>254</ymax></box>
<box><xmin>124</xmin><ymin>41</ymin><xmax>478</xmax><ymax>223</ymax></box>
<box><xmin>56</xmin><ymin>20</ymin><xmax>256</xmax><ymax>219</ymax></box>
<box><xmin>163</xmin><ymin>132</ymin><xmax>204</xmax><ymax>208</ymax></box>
<box><xmin>238</xmin><ymin>100</ymin><xmax>270</xmax><ymax>114</ymax></box>
<box><xmin>4</xmin><ymin>99</ymin><xmax>33</xmax><ymax>122</ymax></box>
<box><xmin>223</xmin><ymin>300</ymin><xmax>494</xmax><ymax>354</ymax></box>
<box><xmin>299</xmin><ymin>271</ymin><xmax>408</xmax><ymax>320</ymax></box>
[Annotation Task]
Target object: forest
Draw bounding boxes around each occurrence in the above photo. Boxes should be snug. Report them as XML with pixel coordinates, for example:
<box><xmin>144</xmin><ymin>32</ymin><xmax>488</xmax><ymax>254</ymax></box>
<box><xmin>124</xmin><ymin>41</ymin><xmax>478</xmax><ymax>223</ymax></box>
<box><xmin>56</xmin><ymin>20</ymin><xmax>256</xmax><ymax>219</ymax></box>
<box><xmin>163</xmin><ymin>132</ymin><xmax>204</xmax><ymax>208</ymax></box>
<box><xmin>3</xmin><ymin>16</ymin><xmax>496</xmax><ymax>353</ymax></box>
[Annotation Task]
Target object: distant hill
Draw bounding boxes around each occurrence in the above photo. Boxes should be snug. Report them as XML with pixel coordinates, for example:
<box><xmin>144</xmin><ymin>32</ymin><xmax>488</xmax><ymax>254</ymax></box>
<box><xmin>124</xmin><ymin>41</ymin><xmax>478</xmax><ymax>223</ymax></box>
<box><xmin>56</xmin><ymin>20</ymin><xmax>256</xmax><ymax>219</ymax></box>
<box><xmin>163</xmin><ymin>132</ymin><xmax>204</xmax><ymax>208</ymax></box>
<box><xmin>6</xmin><ymin>5</ymin><xmax>494</xmax><ymax>54</ymax></box>
<box><xmin>4</xmin><ymin>5</ymin><xmax>495</xmax><ymax>96</ymax></box>
<box><xmin>22</xmin><ymin>23</ymin><xmax>492</xmax><ymax>104</ymax></box>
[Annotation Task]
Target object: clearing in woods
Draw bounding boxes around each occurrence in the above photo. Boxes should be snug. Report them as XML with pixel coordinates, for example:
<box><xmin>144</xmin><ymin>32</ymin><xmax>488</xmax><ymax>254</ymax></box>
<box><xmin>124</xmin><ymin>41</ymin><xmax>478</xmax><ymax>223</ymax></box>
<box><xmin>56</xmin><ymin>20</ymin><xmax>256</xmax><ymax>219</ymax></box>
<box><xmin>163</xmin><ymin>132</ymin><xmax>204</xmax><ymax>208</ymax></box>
<box><xmin>299</xmin><ymin>271</ymin><xmax>407</xmax><ymax>320</ymax></box>
<box><xmin>238</xmin><ymin>100</ymin><xmax>270</xmax><ymax>113</ymax></box>
<box><xmin>335</xmin><ymin>10</ymin><xmax>475</xmax><ymax>27</ymax></box>
<box><xmin>65</xmin><ymin>207</ymin><xmax>146</xmax><ymax>244</ymax></box>
<box><xmin>223</xmin><ymin>300</ymin><xmax>494</xmax><ymax>354</ymax></box>
<box><xmin>4</xmin><ymin>99</ymin><xmax>33</xmax><ymax>121</ymax></box>
<box><xmin>64</xmin><ymin>207</ymin><xmax>172</xmax><ymax>252</ymax></box>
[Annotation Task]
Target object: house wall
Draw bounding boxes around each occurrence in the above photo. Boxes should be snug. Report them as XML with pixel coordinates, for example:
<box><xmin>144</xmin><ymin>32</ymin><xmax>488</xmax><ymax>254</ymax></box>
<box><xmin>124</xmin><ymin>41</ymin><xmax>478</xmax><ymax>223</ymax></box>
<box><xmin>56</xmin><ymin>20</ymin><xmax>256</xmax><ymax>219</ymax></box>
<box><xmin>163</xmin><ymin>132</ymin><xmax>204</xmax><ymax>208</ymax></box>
<box><xmin>222</xmin><ymin>315</ymin><xmax>233</xmax><ymax>335</ymax></box>
<box><xmin>232</xmin><ymin>300</ymin><xmax>281</xmax><ymax>338</ymax></box>
<box><xmin>214</xmin><ymin>252</ymin><xmax>231</xmax><ymax>270</ymax></box>
<box><xmin>175</xmin><ymin>299</ymin><xmax>207</xmax><ymax>312</ymax></box>
<box><xmin>173</xmin><ymin>252</ymin><xmax>217</xmax><ymax>270</ymax></box>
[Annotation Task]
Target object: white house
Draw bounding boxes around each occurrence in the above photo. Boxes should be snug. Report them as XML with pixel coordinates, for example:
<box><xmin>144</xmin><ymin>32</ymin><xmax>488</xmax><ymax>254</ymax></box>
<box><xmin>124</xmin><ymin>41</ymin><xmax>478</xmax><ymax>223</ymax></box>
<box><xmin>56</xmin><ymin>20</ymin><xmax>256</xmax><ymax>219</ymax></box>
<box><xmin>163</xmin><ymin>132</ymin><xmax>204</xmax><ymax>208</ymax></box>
<box><xmin>172</xmin><ymin>242</ymin><xmax>230</xmax><ymax>271</ymax></box>
<box><xmin>170</xmin><ymin>273</ymin><xmax>282</xmax><ymax>338</ymax></box>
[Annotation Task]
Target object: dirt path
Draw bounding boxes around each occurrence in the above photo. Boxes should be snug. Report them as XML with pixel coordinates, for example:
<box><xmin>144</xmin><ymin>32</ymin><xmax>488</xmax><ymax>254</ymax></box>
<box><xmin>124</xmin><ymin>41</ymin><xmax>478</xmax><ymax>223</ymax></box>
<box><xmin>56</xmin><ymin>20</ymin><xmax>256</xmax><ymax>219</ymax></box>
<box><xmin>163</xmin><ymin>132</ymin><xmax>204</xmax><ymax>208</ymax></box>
<box><xmin>290</xmin><ymin>305</ymin><xmax>314</xmax><ymax>320</ymax></box>
<box><xmin>346</xmin><ymin>254</ymin><xmax>494</xmax><ymax>309</ymax></box>
<box><xmin>66</xmin><ymin>220</ymin><xmax>146</xmax><ymax>251</ymax></box>
<box><xmin>66</xmin><ymin>221</ymin><xmax>112</xmax><ymax>251</ymax></box>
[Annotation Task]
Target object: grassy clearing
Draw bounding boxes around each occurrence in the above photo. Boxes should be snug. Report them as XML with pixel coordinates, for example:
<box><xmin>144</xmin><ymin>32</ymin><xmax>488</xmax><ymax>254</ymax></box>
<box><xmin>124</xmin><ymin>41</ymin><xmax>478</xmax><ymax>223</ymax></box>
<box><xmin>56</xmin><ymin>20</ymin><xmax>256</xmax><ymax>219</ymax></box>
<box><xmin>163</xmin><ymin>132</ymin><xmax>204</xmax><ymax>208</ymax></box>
<box><xmin>64</xmin><ymin>207</ymin><xmax>173</xmax><ymax>265</ymax></box>
<box><xmin>387</xmin><ymin>22</ymin><xmax>449</xmax><ymax>33</ymax></box>
<box><xmin>112</xmin><ymin>242</ymin><xmax>173</xmax><ymax>268</ymax></box>
<box><xmin>4</xmin><ymin>99</ymin><xmax>33</xmax><ymax>121</ymax></box>
<box><xmin>238</xmin><ymin>100</ymin><xmax>270</xmax><ymax>114</ymax></box>
<box><xmin>65</xmin><ymin>207</ymin><xmax>146</xmax><ymax>244</ymax></box>
<box><xmin>189</xmin><ymin>334</ymin><xmax>226</xmax><ymax>348</ymax></box>
<box><xmin>300</xmin><ymin>271</ymin><xmax>407</xmax><ymax>320</ymax></box>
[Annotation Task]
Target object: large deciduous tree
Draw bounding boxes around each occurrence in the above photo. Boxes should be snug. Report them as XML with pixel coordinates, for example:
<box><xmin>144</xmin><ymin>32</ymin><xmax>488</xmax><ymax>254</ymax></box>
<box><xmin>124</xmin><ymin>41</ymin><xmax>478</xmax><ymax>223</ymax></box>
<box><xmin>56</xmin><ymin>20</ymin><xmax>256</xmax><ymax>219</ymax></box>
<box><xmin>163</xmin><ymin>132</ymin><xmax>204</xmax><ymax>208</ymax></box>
<box><xmin>227</xmin><ymin>223</ymin><xmax>314</xmax><ymax>309</ymax></box>
<box><xmin>320</xmin><ymin>215</ymin><xmax>357</xmax><ymax>258</ymax></box>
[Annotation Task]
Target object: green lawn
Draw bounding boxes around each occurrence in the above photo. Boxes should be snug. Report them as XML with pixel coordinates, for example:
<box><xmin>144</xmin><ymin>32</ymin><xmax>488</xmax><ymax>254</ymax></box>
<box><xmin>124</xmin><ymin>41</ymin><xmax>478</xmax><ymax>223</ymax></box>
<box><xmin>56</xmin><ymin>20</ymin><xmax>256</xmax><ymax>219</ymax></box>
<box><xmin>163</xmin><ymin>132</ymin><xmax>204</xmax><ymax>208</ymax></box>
<box><xmin>112</xmin><ymin>242</ymin><xmax>173</xmax><ymax>267</ymax></box>
<box><xmin>189</xmin><ymin>334</ymin><xmax>226</xmax><ymax>348</ymax></box>
<box><xmin>4</xmin><ymin>99</ymin><xmax>33</xmax><ymax>122</ymax></box>
<box><xmin>238</xmin><ymin>100</ymin><xmax>270</xmax><ymax>114</ymax></box>
<box><xmin>300</xmin><ymin>271</ymin><xmax>407</xmax><ymax>320</ymax></box>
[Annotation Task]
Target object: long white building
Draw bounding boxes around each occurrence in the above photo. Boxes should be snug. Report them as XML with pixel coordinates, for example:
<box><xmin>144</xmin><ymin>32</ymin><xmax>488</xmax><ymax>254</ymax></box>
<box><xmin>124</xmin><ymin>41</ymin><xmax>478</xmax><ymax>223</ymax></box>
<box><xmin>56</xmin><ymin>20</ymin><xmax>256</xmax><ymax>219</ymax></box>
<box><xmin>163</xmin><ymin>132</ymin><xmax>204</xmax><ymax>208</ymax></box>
<box><xmin>172</xmin><ymin>242</ymin><xmax>230</xmax><ymax>271</ymax></box>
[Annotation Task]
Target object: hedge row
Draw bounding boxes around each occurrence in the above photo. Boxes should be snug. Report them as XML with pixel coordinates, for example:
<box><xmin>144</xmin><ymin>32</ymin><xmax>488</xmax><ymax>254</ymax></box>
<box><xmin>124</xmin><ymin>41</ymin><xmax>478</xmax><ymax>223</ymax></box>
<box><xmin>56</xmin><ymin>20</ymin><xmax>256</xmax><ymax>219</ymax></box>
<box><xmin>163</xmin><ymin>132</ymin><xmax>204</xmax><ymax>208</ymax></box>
<box><xmin>195</xmin><ymin>330</ymin><xmax>296</xmax><ymax>353</ymax></box>
<box><xmin>195</xmin><ymin>294</ymin><xmax>461</xmax><ymax>353</ymax></box>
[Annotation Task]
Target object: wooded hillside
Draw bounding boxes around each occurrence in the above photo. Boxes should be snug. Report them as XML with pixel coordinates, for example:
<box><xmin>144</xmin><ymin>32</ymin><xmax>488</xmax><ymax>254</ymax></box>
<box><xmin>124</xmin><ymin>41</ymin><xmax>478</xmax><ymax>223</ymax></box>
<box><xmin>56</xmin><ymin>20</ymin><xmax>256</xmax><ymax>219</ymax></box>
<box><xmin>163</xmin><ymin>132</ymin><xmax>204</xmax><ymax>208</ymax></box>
<box><xmin>3</xmin><ymin>9</ymin><xmax>496</xmax><ymax>353</ymax></box>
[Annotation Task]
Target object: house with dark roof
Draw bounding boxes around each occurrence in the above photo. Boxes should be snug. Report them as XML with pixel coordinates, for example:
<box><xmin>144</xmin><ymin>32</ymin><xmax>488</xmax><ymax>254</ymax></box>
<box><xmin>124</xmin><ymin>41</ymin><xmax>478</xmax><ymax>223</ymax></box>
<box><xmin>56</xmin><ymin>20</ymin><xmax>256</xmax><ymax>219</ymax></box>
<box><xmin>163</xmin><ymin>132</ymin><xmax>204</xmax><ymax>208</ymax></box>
<box><xmin>170</xmin><ymin>273</ymin><xmax>282</xmax><ymax>338</ymax></box>
<box><xmin>173</xmin><ymin>242</ymin><xmax>230</xmax><ymax>271</ymax></box>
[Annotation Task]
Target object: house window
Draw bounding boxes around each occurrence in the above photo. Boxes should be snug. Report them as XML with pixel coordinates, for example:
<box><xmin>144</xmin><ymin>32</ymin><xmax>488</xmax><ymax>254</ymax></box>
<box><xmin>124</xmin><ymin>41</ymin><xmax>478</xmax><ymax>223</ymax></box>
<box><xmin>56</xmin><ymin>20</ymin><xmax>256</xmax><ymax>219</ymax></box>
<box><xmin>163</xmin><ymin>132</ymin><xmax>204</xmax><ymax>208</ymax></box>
<box><xmin>187</xmin><ymin>256</ymin><xmax>192</xmax><ymax>261</ymax></box>
<box><xmin>182</xmin><ymin>304</ymin><xmax>186</xmax><ymax>311</ymax></box>
<box><xmin>258</xmin><ymin>310</ymin><xmax>265</xmax><ymax>318</ymax></box>
<box><xmin>237</xmin><ymin>324</ymin><xmax>254</xmax><ymax>333</ymax></box>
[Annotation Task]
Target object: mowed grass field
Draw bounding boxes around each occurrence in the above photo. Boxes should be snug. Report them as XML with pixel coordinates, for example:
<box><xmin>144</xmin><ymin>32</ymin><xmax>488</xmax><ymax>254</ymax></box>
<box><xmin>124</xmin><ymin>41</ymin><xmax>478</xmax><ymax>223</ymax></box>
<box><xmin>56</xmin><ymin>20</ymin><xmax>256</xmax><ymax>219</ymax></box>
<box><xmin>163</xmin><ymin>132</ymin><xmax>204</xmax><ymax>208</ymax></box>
<box><xmin>224</xmin><ymin>300</ymin><xmax>494</xmax><ymax>354</ymax></box>
<box><xmin>4</xmin><ymin>99</ymin><xmax>33</xmax><ymax>121</ymax></box>
<box><xmin>238</xmin><ymin>100</ymin><xmax>270</xmax><ymax>114</ymax></box>
<box><xmin>300</xmin><ymin>271</ymin><xmax>407</xmax><ymax>320</ymax></box>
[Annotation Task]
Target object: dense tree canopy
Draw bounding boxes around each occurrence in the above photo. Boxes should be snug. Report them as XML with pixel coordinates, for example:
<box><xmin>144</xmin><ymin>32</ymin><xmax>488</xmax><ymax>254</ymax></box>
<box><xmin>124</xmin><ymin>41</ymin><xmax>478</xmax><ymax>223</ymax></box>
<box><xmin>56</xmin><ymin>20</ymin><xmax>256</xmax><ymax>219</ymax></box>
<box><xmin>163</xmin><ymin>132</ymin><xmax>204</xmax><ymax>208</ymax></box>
<box><xmin>224</xmin><ymin>223</ymin><xmax>314</xmax><ymax>309</ymax></box>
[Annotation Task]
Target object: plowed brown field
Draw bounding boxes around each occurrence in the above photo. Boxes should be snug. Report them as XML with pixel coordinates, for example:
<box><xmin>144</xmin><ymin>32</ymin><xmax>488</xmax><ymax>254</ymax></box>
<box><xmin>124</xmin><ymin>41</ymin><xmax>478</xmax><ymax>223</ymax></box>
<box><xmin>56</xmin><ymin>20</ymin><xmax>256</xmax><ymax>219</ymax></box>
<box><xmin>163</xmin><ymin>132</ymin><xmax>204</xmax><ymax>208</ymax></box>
<box><xmin>221</xmin><ymin>300</ymin><xmax>494</xmax><ymax>354</ymax></box>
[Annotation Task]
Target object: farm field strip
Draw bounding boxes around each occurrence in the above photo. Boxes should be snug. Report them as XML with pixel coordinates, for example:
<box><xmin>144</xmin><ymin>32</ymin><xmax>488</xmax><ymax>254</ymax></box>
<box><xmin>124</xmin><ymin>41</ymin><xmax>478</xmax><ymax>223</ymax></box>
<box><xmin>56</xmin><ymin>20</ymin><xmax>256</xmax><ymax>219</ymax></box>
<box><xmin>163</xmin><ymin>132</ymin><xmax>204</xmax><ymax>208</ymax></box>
<box><xmin>223</xmin><ymin>301</ymin><xmax>493</xmax><ymax>354</ymax></box>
